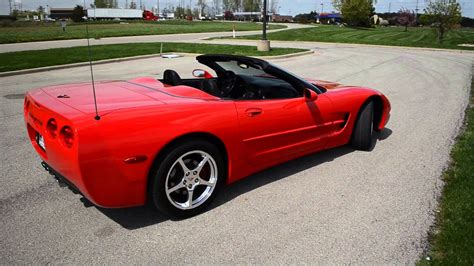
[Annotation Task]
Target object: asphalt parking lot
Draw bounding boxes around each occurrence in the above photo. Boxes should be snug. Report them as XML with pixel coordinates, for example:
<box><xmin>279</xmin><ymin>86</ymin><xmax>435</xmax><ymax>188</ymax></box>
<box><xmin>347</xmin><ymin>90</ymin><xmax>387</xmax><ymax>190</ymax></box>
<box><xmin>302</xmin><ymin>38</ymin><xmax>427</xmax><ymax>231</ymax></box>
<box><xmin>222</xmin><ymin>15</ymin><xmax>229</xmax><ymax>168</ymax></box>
<box><xmin>1</xmin><ymin>44</ymin><xmax>472</xmax><ymax>263</ymax></box>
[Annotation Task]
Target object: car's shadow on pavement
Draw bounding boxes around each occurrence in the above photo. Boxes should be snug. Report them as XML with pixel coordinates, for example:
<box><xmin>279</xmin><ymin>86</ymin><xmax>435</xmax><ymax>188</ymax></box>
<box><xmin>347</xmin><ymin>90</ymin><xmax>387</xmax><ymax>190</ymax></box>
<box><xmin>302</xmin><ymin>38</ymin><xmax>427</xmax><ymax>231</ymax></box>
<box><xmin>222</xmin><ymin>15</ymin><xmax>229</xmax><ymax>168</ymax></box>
<box><xmin>96</xmin><ymin>128</ymin><xmax>392</xmax><ymax>229</ymax></box>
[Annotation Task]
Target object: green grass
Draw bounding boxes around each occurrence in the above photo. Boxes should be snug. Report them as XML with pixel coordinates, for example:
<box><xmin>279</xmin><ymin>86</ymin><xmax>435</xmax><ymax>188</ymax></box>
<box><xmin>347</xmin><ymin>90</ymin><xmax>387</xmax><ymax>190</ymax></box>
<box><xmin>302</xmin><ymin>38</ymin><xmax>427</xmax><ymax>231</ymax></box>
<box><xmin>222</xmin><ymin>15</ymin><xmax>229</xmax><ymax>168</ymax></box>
<box><xmin>0</xmin><ymin>42</ymin><xmax>306</xmax><ymax>72</ymax></box>
<box><xmin>239</xmin><ymin>25</ymin><xmax>474</xmax><ymax>50</ymax></box>
<box><xmin>421</xmin><ymin>76</ymin><xmax>474</xmax><ymax>264</ymax></box>
<box><xmin>0</xmin><ymin>20</ymin><xmax>285</xmax><ymax>44</ymax></box>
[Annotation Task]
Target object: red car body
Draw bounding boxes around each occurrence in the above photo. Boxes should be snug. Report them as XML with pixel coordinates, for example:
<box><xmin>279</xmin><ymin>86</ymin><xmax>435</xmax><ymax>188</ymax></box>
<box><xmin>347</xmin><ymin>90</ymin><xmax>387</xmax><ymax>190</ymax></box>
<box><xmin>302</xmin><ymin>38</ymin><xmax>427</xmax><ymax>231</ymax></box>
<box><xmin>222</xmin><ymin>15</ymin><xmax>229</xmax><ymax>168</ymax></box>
<box><xmin>24</xmin><ymin>56</ymin><xmax>390</xmax><ymax>209</ymax></box>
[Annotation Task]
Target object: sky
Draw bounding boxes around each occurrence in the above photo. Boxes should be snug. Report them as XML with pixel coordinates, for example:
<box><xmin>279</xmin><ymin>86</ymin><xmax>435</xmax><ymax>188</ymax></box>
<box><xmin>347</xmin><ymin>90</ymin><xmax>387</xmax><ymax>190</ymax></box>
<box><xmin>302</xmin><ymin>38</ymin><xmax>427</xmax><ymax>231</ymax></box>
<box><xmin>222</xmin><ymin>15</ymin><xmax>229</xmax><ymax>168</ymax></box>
<box><xmin>1</xmin><ymin>0</ymin><xmax>473</xmax><ymax>18</ymax></box>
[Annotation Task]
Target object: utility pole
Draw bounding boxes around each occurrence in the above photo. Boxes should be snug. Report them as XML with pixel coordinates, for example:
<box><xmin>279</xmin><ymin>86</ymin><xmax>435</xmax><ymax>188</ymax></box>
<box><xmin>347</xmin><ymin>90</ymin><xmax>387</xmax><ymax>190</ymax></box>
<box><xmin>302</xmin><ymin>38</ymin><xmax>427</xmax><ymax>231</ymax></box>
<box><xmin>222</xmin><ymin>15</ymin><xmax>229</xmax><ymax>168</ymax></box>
<box><xmin>8</xmin><ymin>0</ymin><xmax>12</xmax><ymax>14</ymax></box>
<box><xmin>320</xmin><ymin>3</ymin><xmax>324</xmax><ymax>14</ymax></box>
<box><xmin>388</xmin><ymin>1</ymin><xmax>391</xmax><ymax>13</ymax></box>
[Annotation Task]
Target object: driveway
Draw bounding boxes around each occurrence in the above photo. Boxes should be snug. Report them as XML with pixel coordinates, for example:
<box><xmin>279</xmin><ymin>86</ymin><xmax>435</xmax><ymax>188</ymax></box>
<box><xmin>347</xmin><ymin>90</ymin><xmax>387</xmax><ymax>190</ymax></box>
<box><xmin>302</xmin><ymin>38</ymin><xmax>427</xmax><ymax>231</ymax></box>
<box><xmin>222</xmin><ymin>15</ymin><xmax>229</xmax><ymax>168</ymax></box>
<box><xmin>0</xmin><ymin>42</ymin><xmax>472</xmax><ymax>263</ymax></box>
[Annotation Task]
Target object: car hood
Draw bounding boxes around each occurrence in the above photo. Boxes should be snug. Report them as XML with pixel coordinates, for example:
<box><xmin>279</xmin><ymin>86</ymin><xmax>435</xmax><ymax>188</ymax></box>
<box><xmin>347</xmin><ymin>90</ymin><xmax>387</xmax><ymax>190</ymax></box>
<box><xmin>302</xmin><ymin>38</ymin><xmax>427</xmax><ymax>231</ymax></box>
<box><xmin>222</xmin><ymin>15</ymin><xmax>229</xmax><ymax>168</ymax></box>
<box><xmin>304</xmin><ymin>78</ymin><xmax>342</xmax><ymax>90</ymax></box>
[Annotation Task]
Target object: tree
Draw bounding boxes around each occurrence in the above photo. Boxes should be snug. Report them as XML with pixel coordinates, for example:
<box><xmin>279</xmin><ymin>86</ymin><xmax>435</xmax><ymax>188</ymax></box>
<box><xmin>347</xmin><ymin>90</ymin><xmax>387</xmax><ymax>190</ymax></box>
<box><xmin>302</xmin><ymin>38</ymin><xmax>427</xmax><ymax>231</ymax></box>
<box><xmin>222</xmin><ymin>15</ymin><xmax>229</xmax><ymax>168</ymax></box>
<box><xmin>224</xmin><ymin>10</ymin><xmax>234</xmax><ymax>20</ymax></box>
<box><xmin>197</xmin><ymin>0</ymin><xmax>207</xmax><ymax>16</ymax></box>
<box><xmin>222</xmin><ymin>0</ymin><xmax>233</xmax><ymax>12</ymax></box>
<box><xmin>424</xmin><ymin>0</ymin><xmax>462</xmax><ymax>43</ymax></box>
<box><xmin>174</xmin><ymin>6</ymin><xmax>186</xmax><ymax>18</ymax></box>
<box><xmin>397</xmin><ymin>8</ymin><xmax>416</xmax><ymax>31</ymax></box>
<box><xmin>193</xmin><ymin>8</ymin><xmax>200</xmax><ymax>18</ymax></box>
<box><xmin>212</xmin><ymin>0</ymin><xmax>222</xmax><ymax>16</ymax></box>
<box><xmin>72</xmin><ymin>5</ymin><xmax>85</xmax><ymax>22</ymax></box>
<box><xmin>332</xmin><ymin>0</ymin><xmax>343</xmax><ymax>11</ymax></box>
<box><xmin>94</xmin><ymin>0</ymin><xmax>118</xmax><ymax>8</ymax></box>
<box><xmin>130</xmin><ymin>0</ymin><xmax>137</xmax><ymax>9</ymax></box>
<box><xmin>338</xmin><ymin>0</ymin><xmax>375</xmax><ymax>27</ymax></box>
<box><xmin>419</xmin><ymin>14</ymin><xmax>432</xmax><ymax>26</ymax></box>
<box><xmin>294</xmin><ymin>11</ymin><xmax>317</xmax><ymax>23</ymax></box>
<box><xmin>242</xmin><ymin>0</ymin><xmax>260</xmax><ymax>12</ymax></box>
<box><xmin>223</xmin><ymin>0</ymin><xmax>242</xmax><ymax>12</ymax></box>
<box><xmin>269</xmin><ymin>0</ymin><xmax>279</xmax><ymax>14</ymax></box>
<box><xmin>37</xmin><ymin>5</ymin><xmax>45</xmax><ymax>14</ymax></box>
<box><xmin>94</xmin><ymin>0</ymin><xmax>106</xmax><ymax>7</ymax></box>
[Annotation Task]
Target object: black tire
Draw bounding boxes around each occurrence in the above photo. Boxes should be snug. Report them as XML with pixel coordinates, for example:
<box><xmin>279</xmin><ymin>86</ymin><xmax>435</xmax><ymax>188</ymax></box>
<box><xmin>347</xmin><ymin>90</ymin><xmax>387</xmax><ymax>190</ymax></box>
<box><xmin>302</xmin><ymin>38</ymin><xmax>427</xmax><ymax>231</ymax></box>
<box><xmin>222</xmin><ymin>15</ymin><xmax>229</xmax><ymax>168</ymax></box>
<box><xmin>150</xmin><ymin>139</ymin><xmax>225</xmax><ymax>218</ymax></box>
<box><xmin>351</xmin><ymin>101</ymin><xmax>374</xmax><ymax>151</ymax></box>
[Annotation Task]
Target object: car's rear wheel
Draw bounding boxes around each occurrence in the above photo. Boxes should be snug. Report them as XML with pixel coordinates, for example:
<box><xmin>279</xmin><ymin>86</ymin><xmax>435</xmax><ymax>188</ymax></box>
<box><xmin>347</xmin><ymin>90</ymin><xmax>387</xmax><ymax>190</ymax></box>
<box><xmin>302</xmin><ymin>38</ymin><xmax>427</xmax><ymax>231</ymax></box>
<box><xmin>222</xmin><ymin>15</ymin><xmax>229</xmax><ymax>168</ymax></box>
<box><xmin>150</xmin><ymin>140</ymin><xmax>225</xmax><ymax>218</ymax></box>
<box><xmin>351</xmin><ymin>101</ymin><xmax>374</xmax><ymax>151</ymax></box>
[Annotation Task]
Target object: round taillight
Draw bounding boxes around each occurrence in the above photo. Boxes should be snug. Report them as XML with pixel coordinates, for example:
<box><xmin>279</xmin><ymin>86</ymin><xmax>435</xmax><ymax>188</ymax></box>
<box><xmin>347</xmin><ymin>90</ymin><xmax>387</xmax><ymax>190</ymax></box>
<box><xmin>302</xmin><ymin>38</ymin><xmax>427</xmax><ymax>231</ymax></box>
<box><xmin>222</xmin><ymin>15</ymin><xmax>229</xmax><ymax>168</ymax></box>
<box><xmin>60</xmin><ymin>126</ymin><xmax>74</xmax><ymax>148</ymax></box>
<box><xmin>46</xmin><ymin>119</ymin><xmax>58</xmax><ymax>138</ymax></box>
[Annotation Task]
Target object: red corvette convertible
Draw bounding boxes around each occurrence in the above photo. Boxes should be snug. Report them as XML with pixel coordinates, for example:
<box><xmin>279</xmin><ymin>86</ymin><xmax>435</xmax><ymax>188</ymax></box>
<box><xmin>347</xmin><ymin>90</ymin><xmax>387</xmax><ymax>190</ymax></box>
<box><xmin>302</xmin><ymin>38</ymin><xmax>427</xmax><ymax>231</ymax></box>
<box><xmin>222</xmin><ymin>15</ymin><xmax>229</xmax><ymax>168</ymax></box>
<box><xmin>24</xmin><ymin>55</ymin><xmax>390</xmax><ymax>217</ymax></box>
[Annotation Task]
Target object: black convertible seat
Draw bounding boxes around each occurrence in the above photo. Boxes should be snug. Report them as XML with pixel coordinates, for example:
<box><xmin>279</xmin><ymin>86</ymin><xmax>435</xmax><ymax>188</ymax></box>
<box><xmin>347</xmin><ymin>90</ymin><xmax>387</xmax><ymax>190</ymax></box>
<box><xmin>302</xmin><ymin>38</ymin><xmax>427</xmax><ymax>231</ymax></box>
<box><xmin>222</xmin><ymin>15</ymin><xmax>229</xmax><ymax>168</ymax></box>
<box><xmin>163</xmin><ymin>70</ymin><xmax>182</xmax><ymax>86</ymax></box>
<box><xmin>201</xmin><ymin>79</ymin><xmax>222</xmax><ymax>97</ymax></box>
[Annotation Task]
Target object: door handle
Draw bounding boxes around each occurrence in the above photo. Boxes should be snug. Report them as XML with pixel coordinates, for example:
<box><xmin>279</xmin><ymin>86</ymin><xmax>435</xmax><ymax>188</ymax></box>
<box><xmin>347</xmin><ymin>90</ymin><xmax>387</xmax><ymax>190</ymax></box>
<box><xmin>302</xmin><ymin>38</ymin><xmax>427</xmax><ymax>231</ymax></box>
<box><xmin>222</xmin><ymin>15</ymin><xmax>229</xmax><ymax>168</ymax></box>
<box><xmin>245</xmin><ymin>108</ymin><xmax>263</xmax><ymax>117</ymax></box>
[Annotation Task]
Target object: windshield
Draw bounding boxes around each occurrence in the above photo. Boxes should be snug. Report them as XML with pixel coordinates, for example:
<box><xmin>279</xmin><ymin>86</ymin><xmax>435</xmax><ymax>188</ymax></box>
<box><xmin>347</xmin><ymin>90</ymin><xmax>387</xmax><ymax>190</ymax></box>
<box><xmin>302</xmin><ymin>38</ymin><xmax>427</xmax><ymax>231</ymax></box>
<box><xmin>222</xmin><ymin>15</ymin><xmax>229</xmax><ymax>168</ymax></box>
<box><xmin>215</xmin><ymin>60</ymin><xmax>275</xmax><ymax>78</ymax></box>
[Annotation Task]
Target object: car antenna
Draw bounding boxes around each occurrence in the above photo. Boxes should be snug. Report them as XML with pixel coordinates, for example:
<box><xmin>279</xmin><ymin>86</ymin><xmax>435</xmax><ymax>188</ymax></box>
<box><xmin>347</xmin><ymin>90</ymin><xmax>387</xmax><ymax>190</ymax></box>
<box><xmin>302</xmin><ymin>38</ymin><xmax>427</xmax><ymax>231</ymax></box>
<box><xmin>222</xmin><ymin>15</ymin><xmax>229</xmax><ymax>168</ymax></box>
<box><xmin>82</xmin><ymin>10</ymin><xmax>100</xmax><ymax>120</ymax></box>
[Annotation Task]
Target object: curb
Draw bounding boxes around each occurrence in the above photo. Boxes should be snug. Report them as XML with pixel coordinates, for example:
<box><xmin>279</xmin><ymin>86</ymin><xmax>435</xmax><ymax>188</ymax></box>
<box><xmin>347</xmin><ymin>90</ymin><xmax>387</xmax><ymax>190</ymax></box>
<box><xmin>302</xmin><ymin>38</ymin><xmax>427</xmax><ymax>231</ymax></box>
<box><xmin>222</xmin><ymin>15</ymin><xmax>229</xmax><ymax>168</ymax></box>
<box><xmin>0</xmin><ymin>53</ymin><xmax>163</xmax><ymax>77</ymax></box>
<box><xmin>212</xmin><ymin>38</ymin><xmax>474</xmax><ymax>54</ymax></box>
<box><xmin>288</xmin><ymin>40</ymin><xmax>474</xmax><ymax>54</ymax></box>
<box><xmin>0</xmin><ymin>50</ymin><xmax>313</xmax><ymax>77</ymax></box>
<box><xmin>256</xmin><ymin>50</ymin><xmax>314</xmax><ymax>59</ymax></box>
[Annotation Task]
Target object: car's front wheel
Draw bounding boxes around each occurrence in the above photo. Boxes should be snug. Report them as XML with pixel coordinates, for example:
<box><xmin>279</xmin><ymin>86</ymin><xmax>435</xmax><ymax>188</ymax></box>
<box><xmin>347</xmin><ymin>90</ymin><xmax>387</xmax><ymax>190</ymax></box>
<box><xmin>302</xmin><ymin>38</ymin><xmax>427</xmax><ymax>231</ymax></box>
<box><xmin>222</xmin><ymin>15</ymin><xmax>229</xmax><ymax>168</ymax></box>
<box><xmin>150</xmin><ymin>140</ymin><xmax>225</xmax><ymax>218</ymax></box>
<box><xmin>351</xmin><ymin>100</ymin><xmax>374</xmax><ymax>151</ymax></box>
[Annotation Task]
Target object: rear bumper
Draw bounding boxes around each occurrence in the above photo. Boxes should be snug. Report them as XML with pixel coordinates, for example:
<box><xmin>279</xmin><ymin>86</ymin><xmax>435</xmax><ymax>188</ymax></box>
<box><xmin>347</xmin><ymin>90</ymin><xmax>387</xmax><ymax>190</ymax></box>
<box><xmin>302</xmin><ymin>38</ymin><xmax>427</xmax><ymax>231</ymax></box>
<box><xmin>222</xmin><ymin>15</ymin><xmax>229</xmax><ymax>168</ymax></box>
<box><xmin>39</xmin><ymin>158</ymin><xmax>146</xmax><ymax>208</ymax></box>
<box><xmin>25</xmin><ymin>92</ymin><xmax>147</xmax><ymax>208</ymax></box>
<box><xmin>41</xmin><ymin>161</ymin><xmax>82</xmax><ymax>196</ymax></box>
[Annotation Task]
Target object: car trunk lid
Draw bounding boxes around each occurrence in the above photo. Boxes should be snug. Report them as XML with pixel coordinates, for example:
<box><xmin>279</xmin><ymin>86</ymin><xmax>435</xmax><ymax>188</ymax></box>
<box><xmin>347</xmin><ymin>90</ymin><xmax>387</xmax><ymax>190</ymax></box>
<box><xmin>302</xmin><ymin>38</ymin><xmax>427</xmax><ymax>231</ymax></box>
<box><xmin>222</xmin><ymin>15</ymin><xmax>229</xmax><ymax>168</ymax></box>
<box><xmin>40</xmin><ymin>78</ymin><xmax>217</xmax><ymax>114</ymax></box>
<box><xmin>41</xmin><ymin>80</ymin><xmax>165</xmax><ymax>114</ymax></box>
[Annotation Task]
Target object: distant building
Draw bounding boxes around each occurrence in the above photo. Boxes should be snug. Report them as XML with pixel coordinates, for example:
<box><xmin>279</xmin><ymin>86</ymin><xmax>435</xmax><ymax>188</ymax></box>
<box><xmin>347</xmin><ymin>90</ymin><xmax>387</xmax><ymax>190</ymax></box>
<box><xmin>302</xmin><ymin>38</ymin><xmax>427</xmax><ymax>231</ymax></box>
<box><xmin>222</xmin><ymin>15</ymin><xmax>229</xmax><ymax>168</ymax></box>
<box><xmin>317</xmin><ymin>12</ymin><xmax>342</xmax><ymax>24</ymax></box>
<box><xmin>233</xmin><ymin>11</ymin><xmax>273</xmax><ymax>22</ymax></box>
<box><xmin>272</xmin><ymin>14</ymin><xmax>292</xmax><ymax>22</ymax></box>
<box><xmin>49</xmin><ymin>8</ymin><xmax>75</xmax><ymax>20</ymax></box>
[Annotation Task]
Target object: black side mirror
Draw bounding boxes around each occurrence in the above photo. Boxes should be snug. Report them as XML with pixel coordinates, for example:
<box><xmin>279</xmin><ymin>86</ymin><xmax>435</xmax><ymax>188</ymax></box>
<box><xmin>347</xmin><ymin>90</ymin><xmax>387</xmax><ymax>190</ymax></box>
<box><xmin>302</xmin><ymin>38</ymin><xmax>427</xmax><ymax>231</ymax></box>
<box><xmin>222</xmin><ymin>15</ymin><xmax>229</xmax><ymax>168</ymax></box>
<box><xmin>304</xmin><ymin>88</ymin><xmax>318</xmax><ymax>101</ymax></box>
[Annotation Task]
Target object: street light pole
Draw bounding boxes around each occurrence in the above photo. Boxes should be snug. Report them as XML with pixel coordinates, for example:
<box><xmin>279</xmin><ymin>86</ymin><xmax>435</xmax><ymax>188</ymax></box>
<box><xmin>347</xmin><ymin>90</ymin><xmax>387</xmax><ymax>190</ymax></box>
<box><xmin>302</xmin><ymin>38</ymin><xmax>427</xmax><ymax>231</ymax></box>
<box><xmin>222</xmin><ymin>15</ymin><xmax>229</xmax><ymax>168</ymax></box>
<box><xmin>415</xmin><ymin>0</ymin><xmax>419</xmax><ymax>25</ymax></box>
<box><xmin>262</xmin><ymin>0</ymin><xmax>268</xmax><ymax>40</ymax></box>
<box><xmin>83</xmin><ymin>0</ymin><xmax>87</xmax><ymax>15</ymax></box>
<box><xmin>257</xmin><ymin>0</ymin><xmax>270</xmax><ymax>51</ymax></box>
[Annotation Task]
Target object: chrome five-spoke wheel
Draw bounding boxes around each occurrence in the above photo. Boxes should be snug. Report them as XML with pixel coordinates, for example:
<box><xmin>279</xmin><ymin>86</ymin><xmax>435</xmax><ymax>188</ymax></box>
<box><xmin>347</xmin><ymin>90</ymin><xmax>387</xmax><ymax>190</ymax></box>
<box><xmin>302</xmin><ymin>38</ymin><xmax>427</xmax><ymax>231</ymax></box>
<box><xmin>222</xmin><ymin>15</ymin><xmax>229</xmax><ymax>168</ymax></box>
<box><xmin>165</xmin><ymin>151</ymin><xmax>218</xmax><ymax>210</ymax></box>
<box><xmin>150</xmin><ymin>139</ymin><xmax>224</xmax><ymax>218</ymax></box>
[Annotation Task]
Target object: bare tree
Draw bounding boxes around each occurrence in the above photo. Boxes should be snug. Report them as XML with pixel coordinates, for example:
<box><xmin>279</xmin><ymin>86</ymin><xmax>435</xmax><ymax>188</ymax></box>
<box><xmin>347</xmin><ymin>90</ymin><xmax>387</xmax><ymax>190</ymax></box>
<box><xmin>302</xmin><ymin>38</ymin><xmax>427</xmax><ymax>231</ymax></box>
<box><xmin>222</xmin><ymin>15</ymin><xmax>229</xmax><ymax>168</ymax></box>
<box><xmin>424</xmin><ymin>0</ymin><xmax>462</xmax><ymax>43</ymax></box>
<box><xmin>269</xmin><ymin>0</ymin><xmax>279</xmax><ymax>14</ymax></box>
<box><xmin>242</xmin><ymin>0</ymin><xmax>260</xmax><ymax>12</ymax></box>
<box><xmin>222</xmin><ymin>0</ymin><xmax>232</xmax><ymax>11</ymax></box>
<box><xmin>397</xmin><ymin>8</ymin><xmax>416</xmax><ymax>32</ymax></box>
<box><xmin>197</xmin><ymin>0</ymin><xmax>207</xmax><ymax>16</ymax></box>
<box><xmin>212</xmin><ymin>0</ymin><xmax>222</xmax><ymax>16</ymax></box>
<box><xmin>332</xmin><ymin>0</ymin><xmax>343</xmax><ymax>11</ymax></box>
